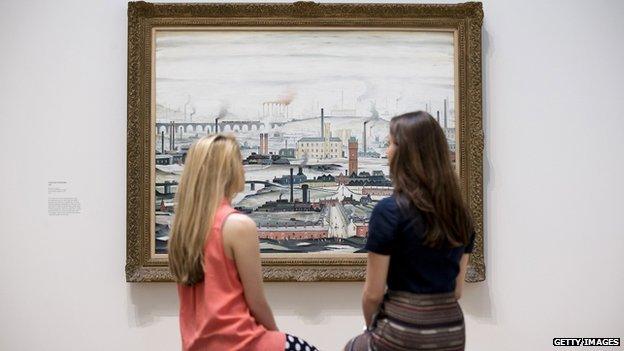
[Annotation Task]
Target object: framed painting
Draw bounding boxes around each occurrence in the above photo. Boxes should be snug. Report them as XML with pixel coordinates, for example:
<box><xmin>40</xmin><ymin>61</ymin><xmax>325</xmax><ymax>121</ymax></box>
<box><xmin>126</xmin><ymin>1</ymin><xmax>484</xmax><ymax>282</ymax></box>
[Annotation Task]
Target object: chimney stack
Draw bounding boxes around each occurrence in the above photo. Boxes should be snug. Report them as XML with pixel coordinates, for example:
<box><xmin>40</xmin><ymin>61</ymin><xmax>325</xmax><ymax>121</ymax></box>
<box><xmin>170</xmin><ymin>121</ymin><xmax>176</xmax><ymax>151</ymax></box>
<box><xmin>302</xmin><ymin>184</ymin><xmax>309</xmax><ymax>203</ymax></box>
<box><xmin>436</xmin><ymin>111</ymin><xmax>440</xmax><ymax>123</ymax></box>
<box><xmin>169</xmin><ymin>121</ymin><xmax>173</xmax><ymax>150</ymax></box>
<box><xmin>289</xmin><ymin>168</ymin><xmax>294</xmax><ymax>203</ymax></box>
<box><xmin>161</xmin><ymin>131</ymin><xmax>165</xmax><ymax>153</ymax></box>
<box><xmin>363</xmin><ymin>121</ymin><xmax>369</xmax><ymax>155</ymax></box>
<box><xmin>259</xmin><ymin>133</ymin><xmax>269</xmax><ymax>154</ymax></box>
<box><xmin>320</xmin><ymin>108</ymin><xmax>325</xmax><ymax>139</ymax></box>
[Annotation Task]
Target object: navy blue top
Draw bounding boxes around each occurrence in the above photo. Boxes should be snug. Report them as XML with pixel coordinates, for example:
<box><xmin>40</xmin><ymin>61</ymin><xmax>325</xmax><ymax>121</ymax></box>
<box><xmin>364</xmin><ymin>196</ymin><xmax>475</xmax><ymax>294</ymax></box>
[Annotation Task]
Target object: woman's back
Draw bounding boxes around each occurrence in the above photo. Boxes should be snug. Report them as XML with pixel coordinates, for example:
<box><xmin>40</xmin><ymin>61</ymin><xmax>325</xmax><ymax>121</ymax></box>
<box><xmin>177</xmin><ymin>199</ymin><xmax>283</xmax><ymax>351</ymax></box>
<box><xmin>365</xmin><ymin>196</ymin><xmax>474</xmax><ymax>294</ymax></box>
<box><xmin>171</xmin><ymin>134</ymin><xmax>317</xmax><ymax>351</ymax></box>
<box><xmin>345</xmin><ymin>111</ymin><xmax>475</xmax><ymax>350</ymax></box>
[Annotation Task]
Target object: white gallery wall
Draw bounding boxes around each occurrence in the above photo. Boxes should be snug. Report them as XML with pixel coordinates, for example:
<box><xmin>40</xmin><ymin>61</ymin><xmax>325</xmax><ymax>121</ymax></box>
<box><xmin>1</xmin><ymin>0</ymin><xmax>623</xmax><ymax>350</ymax></box>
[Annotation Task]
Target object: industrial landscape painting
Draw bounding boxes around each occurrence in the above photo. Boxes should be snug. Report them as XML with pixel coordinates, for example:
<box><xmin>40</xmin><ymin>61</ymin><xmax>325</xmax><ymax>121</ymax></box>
<box><xmin>153</xmin><ymin>30</ymin><xmax>456</xmax><ymax>256</ymax></box>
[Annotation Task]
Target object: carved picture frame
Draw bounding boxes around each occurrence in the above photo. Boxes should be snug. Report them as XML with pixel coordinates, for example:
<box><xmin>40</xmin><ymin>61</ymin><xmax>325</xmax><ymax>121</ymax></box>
<box><xmin>126</xmin><ymin>1</ymin><xmax>484</xmax><ymax>282</ymax></box>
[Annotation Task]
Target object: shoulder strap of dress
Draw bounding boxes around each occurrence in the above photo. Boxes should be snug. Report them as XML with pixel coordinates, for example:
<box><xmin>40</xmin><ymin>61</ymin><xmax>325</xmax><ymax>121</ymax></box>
<box><xmin>215</xmin><ymin>203</ymin><xmax>239</xmax><ymax>230</ymax></box>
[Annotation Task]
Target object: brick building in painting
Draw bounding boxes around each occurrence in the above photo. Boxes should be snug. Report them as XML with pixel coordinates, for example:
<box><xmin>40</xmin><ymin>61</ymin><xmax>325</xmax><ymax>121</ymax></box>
<box><xmin>362</xmin><ymin>186</ymin><xmax>393</xmax><ymax>197</ymax></box>
<box><xmin>258</xmin><ymin>227</ymin><xmax>328</xmax><ymax>240</ymax></box>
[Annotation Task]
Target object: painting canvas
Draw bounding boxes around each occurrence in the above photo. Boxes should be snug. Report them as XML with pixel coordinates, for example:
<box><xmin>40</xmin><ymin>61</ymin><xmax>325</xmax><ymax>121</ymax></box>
<box><xmin>153</xmin><ymin>30</ymin><xmax>456</xmax><ymax>256</ymax></box>
<box><xmin>126</xmin><ymin>1</ymin><xmax>484</xmax><ymax>282</ymax></box>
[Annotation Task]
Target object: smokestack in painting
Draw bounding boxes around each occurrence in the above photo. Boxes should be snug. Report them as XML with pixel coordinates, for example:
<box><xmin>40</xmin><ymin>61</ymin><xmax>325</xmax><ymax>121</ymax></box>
<box><xmin>170</xmin><ymin>121</ymin><xmax>176</xmax><ymax>151</ymax></box>
<box><xmin>302</xmin><ymin>184</ymin><xmax>309</xmax><ymax>203</ymax></box>
<box><xmin>298</xmin><ymin>166</ymin><xmax>303</xmax><ymax>175</ymax></box>
<box><xmin>320</xmin><ymin>108</ymin><xmax>324</xmax><ymax>139</ymax></box>
<box><xmin>444</xmin><ymin>99</ymin><xmax>448</xmax><ymax>129</ymax></box>
<box><xmin>259</xmin><ymin>133</ymin><xmax>269</xmax><ymax>154</ymax></box>
<box><xmin>363</xmin><ymin>121</ymin><xmax>369</xmax><ymax>155</ymax></box>
<box><xmin>436</xmin><ymin>111</ymin><xmax>440</xmax><ymax>123</ymax></box>
<box><xmin>161</xmin><ymin>131</ymin><xmax>165</xmax><ymax>153</ymax></box>
<box><xmin>169</xmin><ymin>121</ymin><xmax>173</xmax><ymax>150</ymax></box>
<box><xmin>264</xmin><ymin>133</ymin><xmax>269</xmax><ymax>154</ymax></box>
<box><xmin>289</xmin><ymin>168</ymin><xmax>294</xmax><ymax>203</ymax></box>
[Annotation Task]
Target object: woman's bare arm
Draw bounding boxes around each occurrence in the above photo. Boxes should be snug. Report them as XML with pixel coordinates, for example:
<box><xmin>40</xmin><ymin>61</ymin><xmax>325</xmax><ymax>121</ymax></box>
<box><xmin>362</xmin><ymin>252</ymin><xmax>390</xmax><ymax>327</ymax></box>
<box><xmin>222</xmin><ymin>213</ymin><xmax>279</xmax><ymax>331</ymax></box>
<box><xmin>454</xmin><ymin>254</ymin><xmax>470</xmax><ymax>300</ymax></box>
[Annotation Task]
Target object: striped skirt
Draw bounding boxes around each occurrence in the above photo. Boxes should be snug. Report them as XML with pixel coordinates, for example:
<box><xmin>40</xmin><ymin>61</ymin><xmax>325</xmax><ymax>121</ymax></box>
<box><xmin>345</xmin><ymin>291</ymin><xmax>465</xmax><ymax>351</ymax></box>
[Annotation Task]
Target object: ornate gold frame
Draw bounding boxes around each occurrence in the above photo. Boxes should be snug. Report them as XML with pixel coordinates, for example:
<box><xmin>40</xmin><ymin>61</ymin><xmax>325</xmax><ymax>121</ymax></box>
<box><xmin>126</xmin><ymin>1</ymin><xmax>484</xmax><ymax>282</ymax></box>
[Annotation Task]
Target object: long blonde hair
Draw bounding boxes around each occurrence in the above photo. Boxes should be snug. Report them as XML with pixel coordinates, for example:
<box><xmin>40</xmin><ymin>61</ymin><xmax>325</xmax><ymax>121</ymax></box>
<box><xmin>168</xmin><ymin>134</ymin><xmax>245</xmax><ymax>285</ymax></box>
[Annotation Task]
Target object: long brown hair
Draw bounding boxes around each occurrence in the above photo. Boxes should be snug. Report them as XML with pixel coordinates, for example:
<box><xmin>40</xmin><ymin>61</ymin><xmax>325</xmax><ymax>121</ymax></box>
<box><xmin>168</xmin><ymin>134</ymin><xmax>245</xmax><ymax>285</ymax></box>
<box><xmin>389</xmin><ymin>111</ymin><xmax>473</xmax><ymax>248</ymax></box>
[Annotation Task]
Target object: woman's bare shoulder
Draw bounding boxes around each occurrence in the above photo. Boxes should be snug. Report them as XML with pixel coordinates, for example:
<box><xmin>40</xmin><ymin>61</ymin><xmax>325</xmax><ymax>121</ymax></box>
<box><xmin>222</xmin><ymin>213</ymin><xmax>258</xmax><ymax>239</ymax></box>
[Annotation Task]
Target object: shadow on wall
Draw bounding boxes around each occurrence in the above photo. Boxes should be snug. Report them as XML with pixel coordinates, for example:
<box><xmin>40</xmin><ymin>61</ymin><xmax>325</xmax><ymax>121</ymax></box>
<box><xmin>127</xmin><ymin>283</ymin><xmax>179</xmax><ymax>327</ymax></box>
<box><xmin>125</xmin><ymin>281</ymin><xmax>494</xmax><ymax>329</ymax></box>
<box><xmin>126</xmin><ymin>281</ymin><xmax>364</xmax><ymax>327</ymax></box>
<box><xmin>462</xmin><ymin>281</ymin><xmax>495</xmax><ymax>322</ymax></box>
<box><xmin>460</xmin><ymin>25</ymin><xmax>496</xmax><ymax>324</ymax></box>
<box><xmin>265</xmin><ymin>282</ymin><xmax>364</xmax><ymax>324</ymax></box>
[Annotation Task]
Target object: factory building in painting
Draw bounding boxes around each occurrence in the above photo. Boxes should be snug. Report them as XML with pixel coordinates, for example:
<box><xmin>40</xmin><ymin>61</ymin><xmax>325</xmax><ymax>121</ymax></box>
<box><xmin>295</xmin><ymin>136</ymin><xmax>343</xmax><ymax>159</ymax></box>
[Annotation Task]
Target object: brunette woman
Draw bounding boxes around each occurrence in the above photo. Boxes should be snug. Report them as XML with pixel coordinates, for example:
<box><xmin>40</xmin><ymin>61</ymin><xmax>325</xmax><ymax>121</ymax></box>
<box><xmin>345</xmin><ymin>111</ymin><xmax>475</xmax><ymax>351</ymax></box>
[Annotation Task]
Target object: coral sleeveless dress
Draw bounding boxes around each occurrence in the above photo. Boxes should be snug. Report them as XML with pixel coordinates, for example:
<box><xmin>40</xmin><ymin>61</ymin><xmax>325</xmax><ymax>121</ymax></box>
<box><xmin>177</xmin><ymin>199</ymin><xmax>285</xmax><ymax>351</ymax></box>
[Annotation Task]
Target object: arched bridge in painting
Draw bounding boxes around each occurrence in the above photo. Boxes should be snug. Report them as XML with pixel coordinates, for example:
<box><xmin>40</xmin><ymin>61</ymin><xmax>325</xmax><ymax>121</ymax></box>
<box><xmin>155</xmin><ymin>180</ymin><xmax>276</xmax><ymax>195</ymax></box>
<box><xmin>155</xmin><ymin>180</ymin><xmax>279</xmax><ymax>196</ymax></box>
<box><xmin>155</xmin><ymin>120</ymin><xmax>289</xmax><ymax>135</ymax></box>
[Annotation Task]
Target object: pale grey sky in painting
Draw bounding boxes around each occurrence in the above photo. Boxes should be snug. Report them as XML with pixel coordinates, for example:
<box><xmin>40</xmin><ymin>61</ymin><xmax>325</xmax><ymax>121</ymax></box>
<box><xmin>155</xmin><ymin>30</ymin><xmax>455</xmax><ymax>121</ymax></box>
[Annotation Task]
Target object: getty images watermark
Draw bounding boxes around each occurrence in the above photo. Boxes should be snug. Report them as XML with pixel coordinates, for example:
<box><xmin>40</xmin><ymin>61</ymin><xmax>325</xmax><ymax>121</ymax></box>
<box><xmin>553</xmin><ymin>338</ymin><xmax>620</xmax><ymax>347</ymax></box>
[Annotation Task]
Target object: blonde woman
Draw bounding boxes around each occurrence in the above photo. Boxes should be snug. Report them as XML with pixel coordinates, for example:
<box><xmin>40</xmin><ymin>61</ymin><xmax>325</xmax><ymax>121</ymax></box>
<box><xmin>169</xmin><ymin>134</ymin><xmax>318</xmax><ymax>351</ymax></box>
